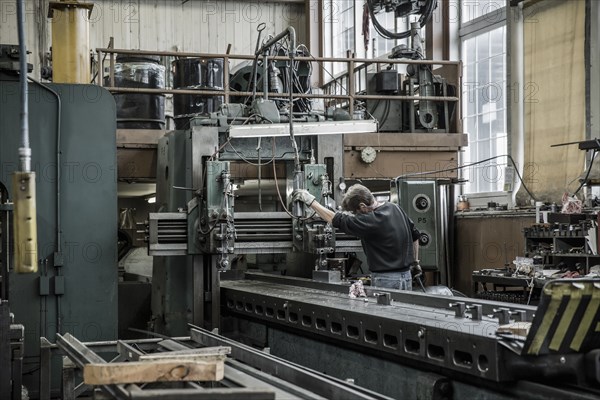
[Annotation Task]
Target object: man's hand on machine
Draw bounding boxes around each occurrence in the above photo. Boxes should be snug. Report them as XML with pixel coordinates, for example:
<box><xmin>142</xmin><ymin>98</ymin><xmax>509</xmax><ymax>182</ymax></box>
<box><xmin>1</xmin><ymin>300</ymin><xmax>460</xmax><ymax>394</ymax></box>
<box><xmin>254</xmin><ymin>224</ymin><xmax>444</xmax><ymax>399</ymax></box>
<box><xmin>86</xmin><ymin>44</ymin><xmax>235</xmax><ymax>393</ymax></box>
<box><xmin>293</xmin><ymin>189</ymin><xmax>316</xmax><ymax>206</ymax></box>
<box><xmin>410</xmin><ymin>261</ymin><xmax>423</xmax><ymax>280</ymax></box>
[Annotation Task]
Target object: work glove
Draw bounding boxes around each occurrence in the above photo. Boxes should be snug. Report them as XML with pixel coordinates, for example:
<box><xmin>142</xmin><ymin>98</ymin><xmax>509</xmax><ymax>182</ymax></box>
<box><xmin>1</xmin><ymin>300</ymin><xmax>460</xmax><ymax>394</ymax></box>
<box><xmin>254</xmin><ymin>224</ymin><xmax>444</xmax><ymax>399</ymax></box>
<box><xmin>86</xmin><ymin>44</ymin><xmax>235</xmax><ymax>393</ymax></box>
<box><xmin>294</xmin><ymin>189</ymin><xmax>316</xmax><ymax>206</ymax></box>
<box><xmin>410</xmin><ymin>261</ymin><xmax>423</xmax><ymax>280</ymax></box>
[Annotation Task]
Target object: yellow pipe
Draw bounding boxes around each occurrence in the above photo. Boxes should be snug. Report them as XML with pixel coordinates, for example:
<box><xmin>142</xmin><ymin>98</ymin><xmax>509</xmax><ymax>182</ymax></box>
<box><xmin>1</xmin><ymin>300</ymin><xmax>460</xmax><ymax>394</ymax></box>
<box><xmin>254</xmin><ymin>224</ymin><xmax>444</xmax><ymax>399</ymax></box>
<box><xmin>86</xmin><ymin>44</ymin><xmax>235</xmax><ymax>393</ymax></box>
<box><xmin>50</xmin><ymin>1</ymin><xmax>93</xmax><ymax>83</ymax></box>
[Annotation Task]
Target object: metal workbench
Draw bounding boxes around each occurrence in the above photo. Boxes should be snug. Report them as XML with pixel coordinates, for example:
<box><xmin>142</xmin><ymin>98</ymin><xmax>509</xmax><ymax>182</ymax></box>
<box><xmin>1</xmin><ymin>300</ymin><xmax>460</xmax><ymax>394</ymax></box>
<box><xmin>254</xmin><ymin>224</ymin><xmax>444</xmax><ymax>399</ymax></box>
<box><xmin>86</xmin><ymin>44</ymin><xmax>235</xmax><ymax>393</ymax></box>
<box><xmin>39</xmin><ymin>327</ymin><xmax>392</xmax><ymax>400</ymax></box>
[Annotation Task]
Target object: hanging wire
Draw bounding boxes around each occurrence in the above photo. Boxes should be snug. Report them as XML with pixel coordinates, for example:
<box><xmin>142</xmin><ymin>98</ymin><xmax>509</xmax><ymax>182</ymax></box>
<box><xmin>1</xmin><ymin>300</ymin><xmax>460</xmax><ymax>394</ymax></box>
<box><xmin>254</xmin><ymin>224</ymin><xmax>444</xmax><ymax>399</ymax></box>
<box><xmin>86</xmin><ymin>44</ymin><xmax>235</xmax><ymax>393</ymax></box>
<box><xmin>395</xmin><ymin>154</ymin><xmax>538</xmax><ymax>201</ymax></box>
<box><xmin>573</xmin><ymin>150</ymin><xmax>598</xmax><ymax>195</ymax></box>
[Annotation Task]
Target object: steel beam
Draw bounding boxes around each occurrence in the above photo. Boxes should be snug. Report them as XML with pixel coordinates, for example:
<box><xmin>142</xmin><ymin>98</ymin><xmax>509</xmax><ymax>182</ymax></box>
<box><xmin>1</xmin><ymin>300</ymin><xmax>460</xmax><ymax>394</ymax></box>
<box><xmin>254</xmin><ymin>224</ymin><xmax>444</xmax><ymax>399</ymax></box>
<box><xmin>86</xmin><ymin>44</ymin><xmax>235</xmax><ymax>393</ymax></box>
<box><xmin>220</xmin><ymin>279</ymin><xmax>508</xmax><ymax>381</ymax></box>
<box><xmin>241</xmin><ymin>272</ymin><xmax>536</xmax><ymax>320</ymax></box>
<box><xmin>55</xmin><ymin>333</ymin><xmax>131</xmax><ymax>399</ymax></box>
<box><xmin>44</xmin><ymin>331</ymin><xmax>385</xmax><ymax>400</ymax></box>
<box><xmin>190</xmin><ymin>326</ymin><xmax>393</xmax><ymax>400</ymax></box>
<box><xmin>128</xmin><ymin>386</ymin><xmax>275</xmax><ymax>400</ymax></box>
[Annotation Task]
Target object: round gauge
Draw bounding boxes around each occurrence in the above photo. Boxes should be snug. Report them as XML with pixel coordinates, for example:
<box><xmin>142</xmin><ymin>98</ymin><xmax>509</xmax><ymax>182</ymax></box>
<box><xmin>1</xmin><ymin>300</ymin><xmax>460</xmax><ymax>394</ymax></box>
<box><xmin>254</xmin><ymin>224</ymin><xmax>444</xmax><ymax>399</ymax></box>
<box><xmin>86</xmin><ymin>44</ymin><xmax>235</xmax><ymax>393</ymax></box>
<box><xmin>338</xmin><ymin>181</ymin><xmax>347</xmax><ymax>192</ymax></box>
<box><xmin>360</xmin><ymin>146</ymin><xmax>377</xmax><ymax>164</ymax></box>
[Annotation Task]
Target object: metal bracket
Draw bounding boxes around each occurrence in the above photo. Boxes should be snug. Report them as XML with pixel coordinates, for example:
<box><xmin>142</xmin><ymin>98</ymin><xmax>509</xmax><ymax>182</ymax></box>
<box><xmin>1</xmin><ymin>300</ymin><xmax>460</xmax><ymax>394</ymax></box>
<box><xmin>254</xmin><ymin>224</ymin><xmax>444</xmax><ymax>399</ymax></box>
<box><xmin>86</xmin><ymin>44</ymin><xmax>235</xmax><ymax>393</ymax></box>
<box><xmin>449</xmin><ymin>302</ymin><xmax>466</xmax><ymax>318</ymax></box>
<box><xmin>375</xmin><ymin>292</ymin><xmax>391</xmax><ymax>305</ymax></box>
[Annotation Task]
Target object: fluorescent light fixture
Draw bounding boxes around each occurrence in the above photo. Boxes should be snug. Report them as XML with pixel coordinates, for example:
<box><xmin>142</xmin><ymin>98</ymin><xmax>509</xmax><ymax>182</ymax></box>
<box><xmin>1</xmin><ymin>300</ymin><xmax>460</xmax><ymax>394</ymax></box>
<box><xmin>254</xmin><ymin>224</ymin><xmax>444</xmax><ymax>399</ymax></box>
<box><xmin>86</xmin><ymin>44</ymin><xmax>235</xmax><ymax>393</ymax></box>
<box><xmin>146</xmin><ymin>196</ymin><xmax>156</xmax><ymax>204</ymax></box>
<box><xmin>228</xmin><ymin>120</ymin><xmax>378</xmax><ymax>138</ymax></box>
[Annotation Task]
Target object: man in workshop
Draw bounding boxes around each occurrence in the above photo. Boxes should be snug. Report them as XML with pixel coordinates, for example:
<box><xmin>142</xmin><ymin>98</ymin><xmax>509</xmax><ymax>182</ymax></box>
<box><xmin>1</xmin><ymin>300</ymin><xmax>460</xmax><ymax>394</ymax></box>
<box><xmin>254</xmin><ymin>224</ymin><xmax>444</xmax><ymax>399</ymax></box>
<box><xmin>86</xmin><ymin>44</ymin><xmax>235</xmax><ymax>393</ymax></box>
<box><xmin>294</xmin><ymin>184</ymin><xmax>421</xmax><ymax>290</ymax></box>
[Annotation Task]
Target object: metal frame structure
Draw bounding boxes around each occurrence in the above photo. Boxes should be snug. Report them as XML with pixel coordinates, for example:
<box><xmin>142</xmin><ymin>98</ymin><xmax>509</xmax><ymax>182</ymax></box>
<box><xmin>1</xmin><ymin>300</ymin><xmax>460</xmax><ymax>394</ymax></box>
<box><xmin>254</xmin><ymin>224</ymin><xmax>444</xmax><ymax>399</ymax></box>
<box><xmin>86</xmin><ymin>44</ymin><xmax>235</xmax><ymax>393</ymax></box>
<box><xmin>95</xmin><ymin>48</ymin><xmax>461</xmax><ymax>121</ymax></box>
<box><xmin>0</xmin><ymin>301</ymin><xmax>24</xmax><ymax>400</ymax></box>
<box><xmin>39</xmin><ymin>328</ymin><xmax>393</xmax><ymax>400</ymax></box>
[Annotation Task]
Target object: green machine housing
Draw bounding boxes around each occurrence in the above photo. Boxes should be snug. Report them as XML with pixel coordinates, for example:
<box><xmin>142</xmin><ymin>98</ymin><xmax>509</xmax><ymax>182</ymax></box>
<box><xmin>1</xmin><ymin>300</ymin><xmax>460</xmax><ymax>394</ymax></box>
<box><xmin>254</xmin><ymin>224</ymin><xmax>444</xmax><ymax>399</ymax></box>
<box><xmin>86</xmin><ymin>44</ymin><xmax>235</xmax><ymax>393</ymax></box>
<box><xmin>0</xmin><ymin>80</ymin><xmax>118</xmax><ymax>397</ymax></box>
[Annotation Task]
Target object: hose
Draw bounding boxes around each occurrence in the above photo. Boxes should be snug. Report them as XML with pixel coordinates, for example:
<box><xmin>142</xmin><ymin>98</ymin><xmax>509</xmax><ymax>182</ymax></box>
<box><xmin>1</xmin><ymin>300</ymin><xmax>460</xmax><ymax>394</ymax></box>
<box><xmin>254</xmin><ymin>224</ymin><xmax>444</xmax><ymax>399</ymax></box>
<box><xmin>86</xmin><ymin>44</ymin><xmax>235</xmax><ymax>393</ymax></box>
<box><xmin>367</xmin><ymin>0</ymin><xmax>437</xmax><ymax>40</ymax></box>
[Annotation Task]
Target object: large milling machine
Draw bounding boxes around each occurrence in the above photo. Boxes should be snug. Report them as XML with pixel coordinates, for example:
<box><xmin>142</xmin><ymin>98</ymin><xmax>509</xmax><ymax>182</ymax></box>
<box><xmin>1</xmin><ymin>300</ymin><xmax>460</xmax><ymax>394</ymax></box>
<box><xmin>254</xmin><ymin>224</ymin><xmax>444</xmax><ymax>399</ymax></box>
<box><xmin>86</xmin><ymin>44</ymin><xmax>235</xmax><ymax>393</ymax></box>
<box><xmin>145</xmin><ymin>23</ymin><xmax>600</xmax><ymax>400</ymax></box>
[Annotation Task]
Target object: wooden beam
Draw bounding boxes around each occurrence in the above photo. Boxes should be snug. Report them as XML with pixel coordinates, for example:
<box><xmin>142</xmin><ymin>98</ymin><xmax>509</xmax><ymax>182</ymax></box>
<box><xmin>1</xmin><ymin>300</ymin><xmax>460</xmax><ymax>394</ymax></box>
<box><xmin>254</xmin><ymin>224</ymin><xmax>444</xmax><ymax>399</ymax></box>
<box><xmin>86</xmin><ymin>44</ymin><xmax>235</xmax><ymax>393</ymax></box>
<box><xmin>83</xmin><ymin>360</ymin><xmax>224</xmax><ymax>385</ymax></box>
<box><xmin>343</xmin><ymin>133</ymin><xmax>468</xmax><ymax>149</ymax></box>
<box><xmin>116</xmin><ymin>129</ymin><xmax>166</xmax><ymax>146</ymax></box>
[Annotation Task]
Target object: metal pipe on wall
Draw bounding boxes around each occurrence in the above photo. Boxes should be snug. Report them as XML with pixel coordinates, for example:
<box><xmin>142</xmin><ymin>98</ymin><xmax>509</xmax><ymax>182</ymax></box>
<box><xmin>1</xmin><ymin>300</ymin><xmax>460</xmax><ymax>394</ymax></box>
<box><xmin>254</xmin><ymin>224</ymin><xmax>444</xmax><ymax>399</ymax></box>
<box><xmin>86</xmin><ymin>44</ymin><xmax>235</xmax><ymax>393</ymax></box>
<box><xmin>13</xmin><ymin>0</ymin><xmax>38</xmax><ymax>274</ymax></box>
<box><xmin>510</xmin><ymin>2</ymin><xmax>526</xmax><ymax>206</ymax></box>
<box><xmin>17</xmin><ymin>0</ymin><xmax>29</xmax><ymax>171</ymax></box>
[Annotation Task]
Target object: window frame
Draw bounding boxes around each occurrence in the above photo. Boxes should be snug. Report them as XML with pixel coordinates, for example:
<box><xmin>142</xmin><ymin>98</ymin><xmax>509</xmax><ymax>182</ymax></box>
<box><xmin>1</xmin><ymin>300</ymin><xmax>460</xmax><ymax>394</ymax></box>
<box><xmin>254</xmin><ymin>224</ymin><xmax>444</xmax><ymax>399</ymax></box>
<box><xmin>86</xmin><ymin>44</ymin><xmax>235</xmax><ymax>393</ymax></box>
<box><xmin>459</xmin><ymin>2</ymin><xmax>509</xmax><ymax>199</ymax></box>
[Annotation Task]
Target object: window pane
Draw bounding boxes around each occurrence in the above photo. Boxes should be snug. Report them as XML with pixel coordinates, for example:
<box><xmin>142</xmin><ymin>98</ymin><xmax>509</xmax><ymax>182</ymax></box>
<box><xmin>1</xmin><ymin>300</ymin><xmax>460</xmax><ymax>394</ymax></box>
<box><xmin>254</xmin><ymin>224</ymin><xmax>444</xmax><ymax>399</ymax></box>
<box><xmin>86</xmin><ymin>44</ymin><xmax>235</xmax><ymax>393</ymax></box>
<box><xmin>476</xmin><ymin>32</ymin><xmax>490</xmax><ymax>60</ymax></box>
<box><xmin>466</xmin><ymin>116</ymin><xmax>477</xmax><ymax>137</ymax></box>
<box><xmin>371</xmin><ymin>12</ymin><xmax>399</xmax><ymax>57</ymax></box>
<box><xmin>469</xmin><ymin>140</ymin><xmax>478</xmax><ymax>164</ymax></box>
<box><xmin>465</xmin><ymin>63</ymin><xmax>476</xmax><ymax>83</ymax></box>
<box><xmin>495</xmin><ymin>136</ymin><xmax>507</xmax><ymax>158</ymax></box>
<box><xmin>464</xmin><ymin>37</ymin><xmax>476</xmax><ymax>65</ymax></box>
<box><xmin>477</xmin><ymin>168</ymin><xmax>492</xmax><ymax>192</ymax></box>
<box><xmin>478</xmin><ymin>113</ymin><xmax>491</xmax><ymax>140</ymax></box>
<box><xmin>490</xmin><ymin>55</ymin><xmax>504</xmax><ymax>84</ymax></box>
<box><xmin>462</xmin><ymin>0</ymin><xmax>502</xmax><ymax>24</ymax></box>
<box><xmin>326</xmin><ymin>0</ymin><xmax>355</xmax><ymax>76</ymax></box>
<box><xmin>483</xmin><ymin>82</ymin><xmax>503</xmax><ymax>107</ymax></box>
<box><xmin>490</xmin><ymin>27</ymin><xmax>504</xmax><ymax>56</ymax></box>
<box><xmin>492</xmin><ymin>110</ymin><xmax>506</xmax><ymax>136</ymax></box>
<box><xmin>477</xmin><ymin>59</ymin><xmax>490</xmax><ymax>87</ymax></box>
<box><xmin>466</xmin><ymin>89</ymin><xmax>477</xmax><ymax>116</ymax></box>
<box><xmin>461</xmin><ymin>22</ymin><xmax>507</xmax><ymax>194</ymax></box>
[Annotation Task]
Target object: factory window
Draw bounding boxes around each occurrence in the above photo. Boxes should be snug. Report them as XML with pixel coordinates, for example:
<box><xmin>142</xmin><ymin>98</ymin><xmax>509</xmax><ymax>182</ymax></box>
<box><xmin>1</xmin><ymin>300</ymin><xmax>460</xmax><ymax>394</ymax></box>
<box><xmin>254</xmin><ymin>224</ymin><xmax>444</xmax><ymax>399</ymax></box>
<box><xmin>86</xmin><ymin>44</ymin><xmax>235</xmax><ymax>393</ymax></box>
<box><xmin>368</xmin><ymin>10</ymin><xmax>397</xmax><ymax>58</ymax></box>
<box><xmin>324</xmin><ymin>0</ymin><xmax>356</xmax><ymax>76</ymax></box>
<box><xmin>460</xmin><ymin>2</ymin><xmax>507</xmax><ymax>194</ymax></box>
<box><xmin>462</xmin><ymin>0</ymin><xmax>505</xmax><ymax>23</ymax></box>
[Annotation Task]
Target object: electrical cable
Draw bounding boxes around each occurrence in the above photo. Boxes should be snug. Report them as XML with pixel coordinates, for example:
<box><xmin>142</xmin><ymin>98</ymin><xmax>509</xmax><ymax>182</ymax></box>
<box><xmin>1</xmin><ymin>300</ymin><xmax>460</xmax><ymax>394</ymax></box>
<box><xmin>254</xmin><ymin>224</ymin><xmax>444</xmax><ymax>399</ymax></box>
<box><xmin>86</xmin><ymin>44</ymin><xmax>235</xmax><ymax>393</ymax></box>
<box><xmin>395</xmin><ymin>154</ymin><xmax>538</xmax><ymax>201</ymax></box>
<box><xmin>573</xmin><ymin>149</ymin><xmax>597</xmax><ymax>195</ymax></box>
<box><xmin>271</xmin><ymin>140</ymin><xmax>296</xmax><ymax>219</ymax></box>
<box><xmin>294</xmin><ymin>45</ymin><xmax>347</xmax><ymax>105</ymax></box>
<box><xmin>526</xmin><ymin>276</ymin><xmax>535</xmax><ymax>306</ymax></box>
<box><xmin>367</xmin><ymin>0</ymin><xmax>436</xmax><ymax>40</ymax></box>
<box><xmin>223</xmin><ymin>141</ymin><xmax>275</xmax><ymax>167</ymax></box>
<box><xmin>381</xmin><ymin>99</ymin><xmax>391</xmax><ymax>127</ymax></box>
<box><xmin>198</xmin><ymin>180</ymin><xmax>232</xmax><ymax>236</ymax></box>
<box><xmin>27</xmin><ymin>76</ymin><xmax>64</xmax><ymax>335</ymax></box>
<box><xmin>271</xmin><ymin>140</ymin><xmax>316</xmax><ymax>220</ymax></box>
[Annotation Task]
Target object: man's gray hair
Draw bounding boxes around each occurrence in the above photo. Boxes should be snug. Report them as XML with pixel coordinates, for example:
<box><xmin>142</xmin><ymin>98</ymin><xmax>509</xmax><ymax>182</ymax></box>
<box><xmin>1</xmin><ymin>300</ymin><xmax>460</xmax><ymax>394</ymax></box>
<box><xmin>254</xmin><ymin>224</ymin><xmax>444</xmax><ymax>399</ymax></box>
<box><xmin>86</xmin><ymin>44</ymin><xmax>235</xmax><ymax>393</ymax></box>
<box><xmin>341</xmin><ymin>184</ymin><xmax>375</xmax><ymax>212</ymax></box>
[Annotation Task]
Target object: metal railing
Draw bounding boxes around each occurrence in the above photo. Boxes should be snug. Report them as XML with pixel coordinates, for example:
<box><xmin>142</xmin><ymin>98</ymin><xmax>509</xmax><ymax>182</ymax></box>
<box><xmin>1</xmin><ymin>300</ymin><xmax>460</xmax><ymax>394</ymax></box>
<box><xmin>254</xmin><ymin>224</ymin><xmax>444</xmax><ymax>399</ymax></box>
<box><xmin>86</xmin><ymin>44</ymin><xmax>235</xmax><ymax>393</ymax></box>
<box><xmin>96</xmin><ymin>47</ymin><xmax>461</xmax><ymax>125</ymax></box>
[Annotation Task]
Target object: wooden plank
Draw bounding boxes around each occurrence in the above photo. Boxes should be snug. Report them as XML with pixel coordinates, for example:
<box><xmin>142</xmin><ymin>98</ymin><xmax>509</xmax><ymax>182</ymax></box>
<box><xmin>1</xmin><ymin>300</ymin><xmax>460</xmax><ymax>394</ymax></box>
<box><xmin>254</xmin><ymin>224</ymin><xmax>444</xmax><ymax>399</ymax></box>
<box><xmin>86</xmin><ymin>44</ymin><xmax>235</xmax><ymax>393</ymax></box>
<box><xmin>83</xmin><ymin>360</ymin><xmax>224</xmax><ymax>385</ymax></box>
<box><xmin>497</xmin><ymin>322</ymin><xmax>532</xmax><ymax>337</ymax></box>
<box><xmin>138</xmin><ymin>353</ymin><xmax>227</xmax><ymax>363</ymax></box>
<box><xmin>141</xmin><ymin>346</ymin><xmax>231</xmax><ymax>358</ymax></box>
<box><xmin>116</xmin><ymin>129</ymin><xmax>166</xmax><ymax>145</ymax></box>
<box><xmin>344</xmin><ymin>150</ymin><xmax>459</xmax><ymax>180</ymax></box>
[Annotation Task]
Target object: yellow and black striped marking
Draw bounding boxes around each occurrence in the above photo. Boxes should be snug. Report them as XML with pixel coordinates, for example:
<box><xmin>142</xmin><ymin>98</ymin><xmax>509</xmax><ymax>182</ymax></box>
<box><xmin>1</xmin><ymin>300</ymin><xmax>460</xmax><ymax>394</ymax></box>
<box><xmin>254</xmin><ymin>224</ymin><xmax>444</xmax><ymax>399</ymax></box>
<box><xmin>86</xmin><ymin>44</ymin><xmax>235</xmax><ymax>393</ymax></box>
<box><xmin>523</xmin><ymin>280</ymin><xmax>600</xmax><ymax>356</ymax></box>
